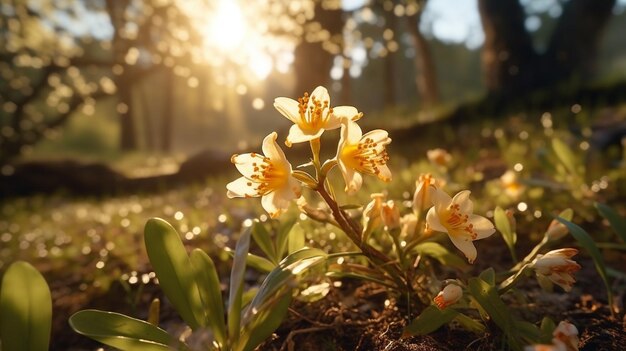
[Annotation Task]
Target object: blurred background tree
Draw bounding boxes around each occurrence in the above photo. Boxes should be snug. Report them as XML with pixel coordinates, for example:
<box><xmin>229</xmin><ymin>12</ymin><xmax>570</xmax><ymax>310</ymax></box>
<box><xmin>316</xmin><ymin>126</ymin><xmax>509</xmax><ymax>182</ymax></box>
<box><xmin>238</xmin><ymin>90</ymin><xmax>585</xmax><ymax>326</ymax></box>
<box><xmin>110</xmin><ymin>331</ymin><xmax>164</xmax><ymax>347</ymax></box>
<box><xmin>1</xmin><ymin>0</ymin><xmax>625</xmax><ymax>169</ymax></box>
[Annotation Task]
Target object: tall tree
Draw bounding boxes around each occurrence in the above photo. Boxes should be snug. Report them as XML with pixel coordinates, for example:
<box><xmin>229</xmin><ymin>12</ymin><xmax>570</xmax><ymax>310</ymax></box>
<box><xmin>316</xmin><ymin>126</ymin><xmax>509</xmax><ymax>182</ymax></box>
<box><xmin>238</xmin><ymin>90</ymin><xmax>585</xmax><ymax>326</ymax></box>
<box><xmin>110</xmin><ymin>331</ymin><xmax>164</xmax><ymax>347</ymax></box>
<box><xmin>293</xmin><ymin>0</ymin><xmax>345</xmax><ymax>96</ymax></box>
<box><xmin>478</xmin><ymin>0</ymin><xmax>616</xmax><ymax>97</ymax></box>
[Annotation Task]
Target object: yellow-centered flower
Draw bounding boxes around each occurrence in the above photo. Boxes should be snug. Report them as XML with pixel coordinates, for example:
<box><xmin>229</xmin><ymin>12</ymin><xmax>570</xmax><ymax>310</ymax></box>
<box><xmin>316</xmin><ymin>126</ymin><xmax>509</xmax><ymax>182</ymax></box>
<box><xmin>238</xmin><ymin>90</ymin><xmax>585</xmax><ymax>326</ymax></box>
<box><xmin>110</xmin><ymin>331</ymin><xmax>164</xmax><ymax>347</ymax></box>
<box><xmin>531</xmin><ymin>248</ymin><xmax>581</xmax><ymax>292</ymax></box>
<box><xmin>336</xmin><ymin>120</ymin><xmax>391</xmax><ymax>194</ymax></box>
<box><xmin>273</xmin><ymin>86</ymin><xmax>362</xmax><ymax>147</ymax></box>
<box><xmin>227</xmin><ymin>132</ymin><xmax>301</xmax><ymax>218</ymax></box>
<box><xmin>433</xmin><ymin>284</ymin><xmax>462</xmax><ymax>309</ymax></box>
<box><xmin>426</xmin><ymin>188</ymin><xmax>495</xmax><ymax>263</ymax></box>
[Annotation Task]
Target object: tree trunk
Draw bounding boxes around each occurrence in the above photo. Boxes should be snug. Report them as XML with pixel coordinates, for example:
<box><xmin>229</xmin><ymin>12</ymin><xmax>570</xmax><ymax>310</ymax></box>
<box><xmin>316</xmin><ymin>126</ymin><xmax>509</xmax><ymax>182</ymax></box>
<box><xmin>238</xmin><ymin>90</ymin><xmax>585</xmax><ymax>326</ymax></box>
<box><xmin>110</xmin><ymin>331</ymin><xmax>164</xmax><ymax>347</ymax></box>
<box><xmin>383</xmin><ymin>8</ymin><xmax>397</xmax><ymax>108</ymax></box>
<box><xmin>477</xmin><ymin>0</ymin><xmax>536</xmax><ymax>96</ymax></box>
<box><xmin>106</xmin><ymin>0</ymin><xmax>138</xmax><ymax>151</ymax></box>
<box><xmin>406</xmin><ymin>8</ymin><xmax>440</xmax><ymax>108</ymax></box>
<box><xmin>161</xmin><ymin>69</ymin><xmax>174</xmax><ymax>152</ymax></box>
<box><xmin>293</xmin><ymin>1</ymin><xmax>344</xmax><ymax>96</ymax></box>
<box><xmin>542</xmin><ymin>0</ymin><xmax>616</xmax><ymax>87</ymax></box>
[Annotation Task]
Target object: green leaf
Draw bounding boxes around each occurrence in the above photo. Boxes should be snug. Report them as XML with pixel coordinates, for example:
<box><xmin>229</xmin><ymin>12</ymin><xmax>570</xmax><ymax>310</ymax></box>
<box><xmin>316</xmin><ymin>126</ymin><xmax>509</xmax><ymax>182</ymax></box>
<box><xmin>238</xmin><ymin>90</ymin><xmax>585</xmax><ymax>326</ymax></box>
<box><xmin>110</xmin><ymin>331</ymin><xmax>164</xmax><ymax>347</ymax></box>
<box><xmin>252</xmin><ymin>221</ymin><xmax>277</xmax><ymax>264</ymax></box>
<box><xmin>69</xmin><ymin>310</ymin><xmax>188</xmax><ymax>351</ymax></box>
<box><xmin>246</xmin><ymin>253</ymin><xmax>276</xmax><ymax>273</ymax></box>
<box><xmin>189</xmin><ymin>249</ymin><xmax>226</xmax><ymax>346</ymax></box>
<box><xmin>288</xmin><ymin>222</ymin><xmax>306</xmax><ymax>255</ymax></box>
<box><xmin>468</xmin><ymin>278</ymin><xmax>521</xmax><ymax>351</ymax></box>
<box><xmin>539</xmin><ymin>317</ymin><xmax>556</xmax><ymax>343</ymax></box>
<box><xmin>494</xmin><ymin>207</ymin><xmax>517</xmax><ymax>260</ymax></box>
<box><xmin>276</xmin><ymin>217</ymin><xmax>297</xmax><ymax>258</ymax></box>
<box><xmin>144</xmin><ymin>218</ymin><xmax>204</xmax><ymax>329</ymax></box>
<box><xmin>413</xmin><ymin>242</ymin><xmax>468</xmax><ymax>269</ymax></box>
<box><xmin>479</xmin><ymin>268</ymin><xmax>496</xmax><ymax>286</ymax></box>
<box><xmin>513</xmin><ymin>320</ymin><xmax>541</xmax><ymax>344</ymax></box>
<box><xmin>228</xmin><ymin>227</ymin><xmax>251</xmax><ymax>346</ymax></box>
<box><xmin>403</xmin><ymin>305</ymin><xmax>458</xmax><ymax>336</ymax></box>
<box><xmin>242</xmin><ymin>292</ymin><xmax>292</xmax><ymax>351</ymax></box>
<box><xmin>453</xmin><ymin>313</ymin><xmax>486</xmax><ymax>334</ymax></box>
<box><xmin>552</xmin><ymin>138</ymin><xmax>581</xmax><ymax>176</ymax></box>
<box><xmin>595</xmin><ymin>203</ymin><xmax>626</xmax><ymax>243</ymax></box>
<box><xmin>0</xmin><ymin>261</ymin><xmax>51</xmax><ymax>351</ymax></box>
<box><xmin>555</xmin><ymin>217</ymin><xmax>614</xmax><ymax>313</ymax></box>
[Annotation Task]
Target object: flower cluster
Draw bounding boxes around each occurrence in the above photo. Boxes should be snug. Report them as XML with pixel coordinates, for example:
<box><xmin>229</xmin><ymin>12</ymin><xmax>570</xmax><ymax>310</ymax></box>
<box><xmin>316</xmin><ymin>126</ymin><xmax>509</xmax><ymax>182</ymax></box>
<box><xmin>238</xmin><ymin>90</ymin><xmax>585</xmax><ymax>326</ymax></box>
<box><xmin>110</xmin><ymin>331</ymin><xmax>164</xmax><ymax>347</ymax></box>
<box><xmin>227</xmin><ymin>86</ymin><xmax>391</xmax><ymax>217</ymax></box>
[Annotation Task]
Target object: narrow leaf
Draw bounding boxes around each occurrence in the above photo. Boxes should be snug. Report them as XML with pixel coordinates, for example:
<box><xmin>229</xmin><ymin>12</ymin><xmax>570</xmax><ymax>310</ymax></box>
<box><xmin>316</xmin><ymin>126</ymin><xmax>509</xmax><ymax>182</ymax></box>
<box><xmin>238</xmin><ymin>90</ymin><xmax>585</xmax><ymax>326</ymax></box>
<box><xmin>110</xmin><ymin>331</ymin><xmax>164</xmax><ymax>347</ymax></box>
<box><xmin>555</xmin><ymin>217</ymin><xmax>614</xmax><ymax>313</ymax></box>
<box><xmin>413</xmin><ymin>242</ymin><xmax>468</xmax><ymax>269</ymax></box>
<box><xmin>552</xmin><ymin>138</ymin><xmax>580</xmax><ymax>176</ymax></box>
<box><xmin>228</xmin><ymin>227</ymin><xmax>251</xmax><ymax>346</ymax></box>
<box><xmin>69</xmin><ymin>310</ymin><xmax>188</xmax><ymax>351</ymax></box>
<box><xmin>190</xmin><ymin>249</ymin><xmax>227</xmax><ymax>346</ymax></box>
<box><xmin>403</xmin><ymin>305</ymin><xmax>458</xmax><ymax>336</ymax></box>
<box><xmin>0</xmin><ymin>261</ymin><xmax>52</xmax><ymax>351</ymax></box>
<box><xmin>494</xmin><ymin>207</ymin><xmax>517</xmax><ymax>259</ymax></box>
<box><xmin>144</xmin><ymin>218</ymin><xmax>204</xmax><ymax>329</ymax></box>
<box><xmin>252</xmin><ymin>221</ymin><xmax>277</xmax><ymax>264</ymax></box>
<box><xmin>276</xmin><ymin>217</ymin><xmax>297</xmax><ymax>258</ymax></box>
<box><xmin>288</xmin><ymin>222</ymin><xmax>306</xmax><ymax>255</ymax></box>
<box><xmin>479</xmin><ymin>268</ymin><xmax>496</xmax><ymax>286</ymax></box>
<box><xmin>595</xmin><ymin>203</ymin><xmax>626</xmax><ymax>243</ymax></box>
<box><xmin>468</xmin><ymin>278</ymin><xmax>521</xmax><ymax>351</ymax></box>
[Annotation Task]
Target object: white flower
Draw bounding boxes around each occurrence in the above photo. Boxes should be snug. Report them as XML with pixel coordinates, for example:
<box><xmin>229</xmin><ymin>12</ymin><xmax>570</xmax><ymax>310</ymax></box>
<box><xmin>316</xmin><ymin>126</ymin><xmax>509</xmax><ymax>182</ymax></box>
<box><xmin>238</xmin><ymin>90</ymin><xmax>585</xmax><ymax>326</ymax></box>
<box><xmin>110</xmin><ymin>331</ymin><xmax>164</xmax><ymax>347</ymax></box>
<box><xmin>433</xmin><ymin>283</ymin><xmax>463</xmax><ymax>309</ymax></box>
<box><xmin>227</xmin><ymin>132</ymin><xmax>301</xmax><ymax>218</ymax></box>
<box><xmin>552</xmin><ymin>321</ymin><xmax>579</xmax><ymax>351</ymax></box>
<box><xmin>426</xmin><ymin>188</ymin><xmax>495</xmax><ymax>263</ymax></box>
<box><xmin>381</xmin><ymin>200</ymin><xmax>400</xmax><ymax>230</ymax></box>
<box><xmin>412</xmin><ymin>173</ymin><xmax>443</xmax><ymax>214</ymax></box>
<box><xmin>500</xmin><ymin>170</ymin><xmax>525</xmax><ymax>198</ymax></box>
<box><xmin>531</xmin><ymin>248</ymin><xmax>581</xmax><ymax>292</ymax></box>
<box><xmin>400</xmin><ymin>213</ymin><xmax>418</xmax><ymax>238</ymax></box>
<box><xmin>545</xmin><ymin>219</ymin><xmax>569</xmax><ymax>241</ymax></box>
<box><xmin>273</xmin><ymin>86</ymin><xmax>362</xmax><ymax>147</ymax></box>
<box><xmin>336</xmin><ymin>120</ymin><xmax>391</xmax><ymax>194</ymax></box>
<box><xmin>362</xmin><ymin>193</ymin><xmax>386</xmax><ymax>236</ymax></box>
<box><xmin>525</xmin><ymin>321</ymin><xmax>579</xmax><ymax>351</ymax></box>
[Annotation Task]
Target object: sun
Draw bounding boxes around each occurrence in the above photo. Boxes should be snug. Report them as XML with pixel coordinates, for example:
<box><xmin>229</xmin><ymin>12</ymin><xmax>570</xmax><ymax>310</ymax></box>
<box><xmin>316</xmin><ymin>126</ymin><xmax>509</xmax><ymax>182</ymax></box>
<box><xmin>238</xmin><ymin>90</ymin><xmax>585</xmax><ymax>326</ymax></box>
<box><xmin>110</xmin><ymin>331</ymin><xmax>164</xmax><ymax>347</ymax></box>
<box><xmin>201</xmin><ymin>0</ymin><xmax>274</xmax><ymax>80</ymax></box>
<box><xmin>203</xmin><ymin>1</ymin><xmax>247</xmax><ymax>53</ymax></box>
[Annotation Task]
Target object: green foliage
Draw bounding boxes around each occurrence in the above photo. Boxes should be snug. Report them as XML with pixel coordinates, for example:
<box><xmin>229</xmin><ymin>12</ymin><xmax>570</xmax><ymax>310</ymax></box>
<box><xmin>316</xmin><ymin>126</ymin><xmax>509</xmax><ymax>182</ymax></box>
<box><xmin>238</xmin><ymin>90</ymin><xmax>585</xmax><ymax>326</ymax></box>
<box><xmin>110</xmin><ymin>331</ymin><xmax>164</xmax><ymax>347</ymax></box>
<box><xmin>595</xmin><ymin>202</ymin><xmax>626</xmax><ymax>243</ymax></box>
<box><xmin>0</xmin><ymin>261</ymin><xmax>52</xmax><ymax>351</ymax></box>
<box><xmin>70</xmin><ymin>310</ymin><xmax>189</xmax><ymax>351</ymax></box>
<box><xmin>555</xmin><ymin>217</ymin><xmax>614</xmax><ymax>313</ymax></box>
<box><xmin>494</xmin><ymin>207</ymin><xmax>517</xmax><ymax>261</ymax></box>
<box><xmin>144</xmin><ymin>218</ymin><xmax>205</xmax><ymax>329</ymax></box>
<box><xmin>403</xmin><ymin>305</ymin><xmax>459</xmax><ymax>336</ymax></box>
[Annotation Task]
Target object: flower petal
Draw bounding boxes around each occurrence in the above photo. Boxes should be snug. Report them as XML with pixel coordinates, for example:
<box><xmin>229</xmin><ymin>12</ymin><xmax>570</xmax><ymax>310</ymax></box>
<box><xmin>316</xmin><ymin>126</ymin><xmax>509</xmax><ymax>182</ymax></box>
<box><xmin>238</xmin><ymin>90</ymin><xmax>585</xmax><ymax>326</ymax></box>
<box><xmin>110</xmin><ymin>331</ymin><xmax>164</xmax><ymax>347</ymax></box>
<box><xmin>469</xmin><ymin>214</ymin><xmax>495</xmax><ymax>239</ymax></box>
<box><xmin>430</xmin><ymin>187</ymin><xmax>452</xmax><ymax>211</ymax></box>
<box><xmin>362</xmin><ymin>129</ymin><xmax>391</xmax><ymax>145</ymax></box>
<box><xmin>340</xmin><ymin>119</ymin><xmax>363</xmax><ymax>145</ymax></box>
<box><xmin>452</xmin><ymin>190</ymin><xmax>473</xmax><ymax>213</ymax></box>
<box><xmin>327</xmin><ymin>106</ymin><xmax>360</xmax><ymax>129</ymax></box>
<box><xmin>448</xmin><ymin>234</ymin><xmax>478</xmax><ymax>263</ymax></box>
<box><xmin>273</xmin><ymin>97</ymin><xmax>301</xmax><ymax>124</ymax></box>
<box><xmin>376</xmin><ymin>164</ymin><xmax>392</xmax><ymax>182</ymax></box>
<box><xmin>261</xmin><ymin>186</ymin><xmax>297</xmax><ymax>218</ymax></box>
<box><xmin>309</xmin><ymin>86</ymin><xmax>330</xmax><ymax>108</ymax></box>
<box><xmin>231</xmin><ymin>153</ymin><xmax>265</xmax><ymax>178</ymax></box>
<box><xmin>226</xmin><ymin>177</ymin><xmax>258</xmax><ymax>198</ymax></box>
<box><xmin>262</xmin><ymin>132</ymin><xmax>289</xmax><ymax>166</ymax></box>
<box><xmin>426</xmin><ymin>207</ymin><xmax>448</xmax><ymax>233</ymax></box>
<box><xmin>285</xmin><ymin>124</ymin><xmax>324</xmax><ymax>146</ymax></box>
<box><xmin>338</xmin><ymin>160</ymin><xmax>362</xmax><ymax>194</ymax></box>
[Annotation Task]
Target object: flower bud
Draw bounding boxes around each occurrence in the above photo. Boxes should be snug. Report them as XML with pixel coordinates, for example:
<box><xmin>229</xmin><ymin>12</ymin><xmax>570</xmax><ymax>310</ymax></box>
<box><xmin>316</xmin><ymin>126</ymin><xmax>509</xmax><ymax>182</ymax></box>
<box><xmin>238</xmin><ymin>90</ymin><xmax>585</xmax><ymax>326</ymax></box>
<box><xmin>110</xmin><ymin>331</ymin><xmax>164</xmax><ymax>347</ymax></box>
<box><xmin>433</xmin><ymin>283</ymin><xmax>462</xmax><ymax>309</ymax></box>
<box><xmin>362</xmin><ymin>193</ymin><xmax>385</xmax><ymax>236</ymax></box>
<box><xmin>505</xmin><ymin>209</ymin><xmax>517</xmax><ymax>234</ymax></box>
<box><xmin>427</xmin><ymin>148</ymin><xmax>452</xmax><ymax>168</ymax></box>
<box><xmin>400</xmin><ymin>214</ymin><xmax>418</xmax><ymax>238</ymax></box>
<box><xmin>381</xmin><ymin>200</ymin><xmax>400</xmax><ymax>230</ymax></box>
<box><xmin>531</xmin><ymin>248</ymin><xmax>581</xmax><ymax>292</ymax></box>
<box><xmin>545</xmin><ymin>219</ymin><xmax>569</xmax><ymax>241</ymax></box>
<box><xmin>552</xmin><ymin>321</ymin><xmax>579</xmax><ymax>351</ymax></box>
